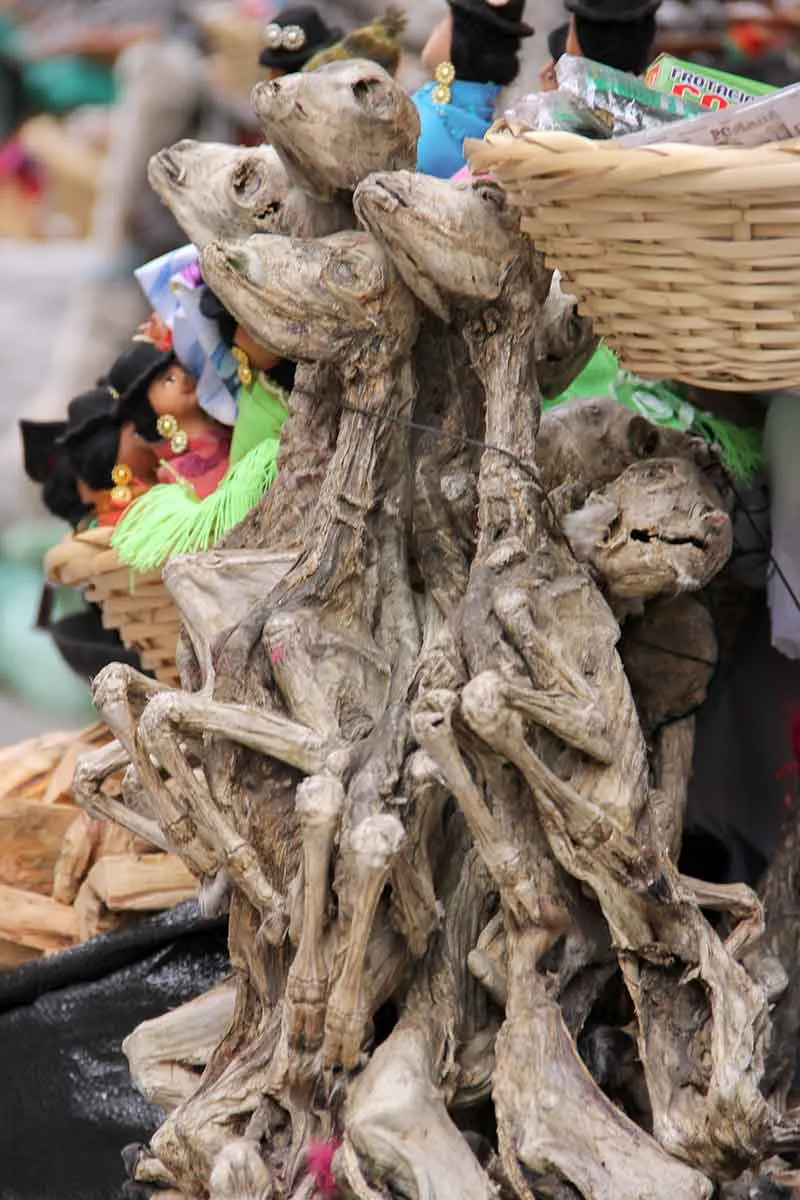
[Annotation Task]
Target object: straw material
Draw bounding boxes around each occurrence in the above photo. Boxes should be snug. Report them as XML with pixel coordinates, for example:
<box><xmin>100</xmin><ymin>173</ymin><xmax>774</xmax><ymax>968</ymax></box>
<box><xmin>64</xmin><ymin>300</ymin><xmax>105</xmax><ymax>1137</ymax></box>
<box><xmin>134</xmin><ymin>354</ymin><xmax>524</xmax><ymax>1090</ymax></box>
<box><xmin>44</xmin><ymin>527</ymin><xmax>181</xmax><ymax>686</ymax></box>
<box><xmin>0</xmin><ymin>721</ymin><xmax>197</xmax><ymax>965</ymax></box>
<box><xmin>467</xmin><ymin>131</ymin><xmax>800</xmax><ymax>391</ymax></box>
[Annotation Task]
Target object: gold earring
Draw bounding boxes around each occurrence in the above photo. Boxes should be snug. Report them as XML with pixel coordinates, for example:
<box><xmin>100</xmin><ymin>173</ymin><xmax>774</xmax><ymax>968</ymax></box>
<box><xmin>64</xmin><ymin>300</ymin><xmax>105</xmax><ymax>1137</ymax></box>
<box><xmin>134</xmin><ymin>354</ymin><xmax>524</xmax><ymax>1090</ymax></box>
<box><xmin>156</xmin><ymin>413</ymin><xmax>189</xmax><ymax>455</ymax></box>
<box><xmin>231</xmin><ymin>345</ymin><xmax>253</xmax><ymax>388</ymax></box>
<box><xmin>111</xmin><ymin>463</ymin><xmax>133</xmax><ymax>506</ymax></box>
<box><xmin>432</xmin><ymin>60</ymin><xmax>455</xmax><ymax>105</ymax></box>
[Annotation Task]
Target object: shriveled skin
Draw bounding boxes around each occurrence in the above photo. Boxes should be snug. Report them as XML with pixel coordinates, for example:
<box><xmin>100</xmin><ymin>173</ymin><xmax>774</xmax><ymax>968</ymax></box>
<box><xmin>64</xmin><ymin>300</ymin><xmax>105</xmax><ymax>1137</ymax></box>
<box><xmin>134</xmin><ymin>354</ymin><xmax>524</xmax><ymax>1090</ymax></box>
<box><xmin>147</xmin><ymin>140</ymin><xmax>352</xmax><ymax>248</ymax></box>
<box><xmin>370</xmin><ymin>173</ymin><xmax>774</xmax><ymax>1178</ymax></box>
<box><xmin>79</xmin><ymin>77</ymin><xmax>800</xmax><ymax>1200</ymax></box>
<box><xmin>251</xmin><ymin>61</ymin><xmax>420</xmax><ymax>202</ymax></box>
<box><xmin>200</xmin><ymin>230</ymin><xmax>414</xmax><ymax>367</ymax></box>
<box><xmin>355</xmin><ymin>169</ymin><xmax>596</xmax><ymax>387</ymax></box>
<box><xmin>537</xmin><ymin>394</ymin><xmax>719</xmax><ymax>502</ymax></box>
<box><xmin>354</xmin><ymin>171</ymin><xmax>524</xmax><ymax>321</ymax></box>
<box><xmin>561</xmin><ymin>457</ymin><xmax>733</xmax><ymax>602</ymax></box>
<box><xmin>448</xmin><ymin>272</ymin><xmax>771</xmax><ymax>1178</ymax></box>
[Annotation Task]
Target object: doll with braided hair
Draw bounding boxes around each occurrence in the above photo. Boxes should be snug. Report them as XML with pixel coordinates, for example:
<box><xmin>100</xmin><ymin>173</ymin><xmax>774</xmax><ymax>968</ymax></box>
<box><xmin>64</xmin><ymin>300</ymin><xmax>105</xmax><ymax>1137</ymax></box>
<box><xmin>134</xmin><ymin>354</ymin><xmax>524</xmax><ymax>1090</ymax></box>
<box><xmin>413</xmin><ymin>0</ymin><xmax>533</xmax><ymax>179</ymax></box>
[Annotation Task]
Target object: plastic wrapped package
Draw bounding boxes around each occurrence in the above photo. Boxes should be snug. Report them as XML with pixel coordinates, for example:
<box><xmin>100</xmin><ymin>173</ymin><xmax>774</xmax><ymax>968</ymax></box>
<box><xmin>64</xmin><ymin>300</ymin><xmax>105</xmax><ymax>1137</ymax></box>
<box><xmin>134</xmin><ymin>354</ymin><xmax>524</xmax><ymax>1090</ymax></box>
<box><xmin>555</xmin><ymin>53</ymin><xmax>702</xmax><ymax>136</ymax></box>
<box><xmin>501</xmin><ymin>90</ymin><xmax>613</xmax><ymax>138</ymax></box>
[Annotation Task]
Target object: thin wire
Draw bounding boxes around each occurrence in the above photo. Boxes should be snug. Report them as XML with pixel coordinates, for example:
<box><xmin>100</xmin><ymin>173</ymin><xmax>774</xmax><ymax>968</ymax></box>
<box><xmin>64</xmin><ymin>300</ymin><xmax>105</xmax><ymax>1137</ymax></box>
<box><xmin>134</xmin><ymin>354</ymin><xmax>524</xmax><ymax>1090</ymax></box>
<box><xmin>727</xmin><ymin>476</ymin><xmax>800</xmax><ymax>618</ymax></box>
<box><xmin>625</xmin><ymin>638</ymin><xmax>716</xmax><ymax>670</ymax></box>
<box><xmin>340</xmin><ymin>401</ymin><xmax>565</xmax><ymax>530</ymax></box>
<box><xmin>340</xmin><ymin>402</ymin><xmax>800</xmax><ymax>664</ymax></box>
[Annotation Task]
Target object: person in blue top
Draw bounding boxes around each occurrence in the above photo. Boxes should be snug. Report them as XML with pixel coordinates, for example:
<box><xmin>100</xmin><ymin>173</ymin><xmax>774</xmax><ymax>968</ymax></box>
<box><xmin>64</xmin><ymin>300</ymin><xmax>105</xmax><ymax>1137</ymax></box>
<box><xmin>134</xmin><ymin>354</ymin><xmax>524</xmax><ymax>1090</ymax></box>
<box><xmin>412</xmin><ymin>0</ymin><xmax>533</xmax><ymax>180</ymax></box>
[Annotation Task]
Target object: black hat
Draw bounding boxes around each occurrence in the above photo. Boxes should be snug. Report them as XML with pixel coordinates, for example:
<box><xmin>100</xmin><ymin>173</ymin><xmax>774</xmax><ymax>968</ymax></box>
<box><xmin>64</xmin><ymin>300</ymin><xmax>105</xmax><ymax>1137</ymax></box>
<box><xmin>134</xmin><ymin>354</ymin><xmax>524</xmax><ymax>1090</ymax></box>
<box><xmin>448</xmin><ymin>0</ymin><xmax>534</xmax><ymax>38</ymax></box>
<box><xmin>20</xmin><ymin>420</ymin><xmax>89</xmax><ymax>527</ymax></box>
<box><xmin>57</xmin><ymin>388</ymin><xmax>121</xmax><ymax>491</ymax></box>
<box><xmin>105</xmin><ymin>340</ymin><xmax>174</xmax><ymax>424</ymax></box>
<box><xmin>258</xmin><ymin>6</ymin><xmax>343</xmax><ymax>71</ymax></box>
<box><xmin>548</xmin><ymin>21</ymin><xmax>569</xmax><ymax>60</ymax></box>
<box><xmin>565</xmin><ymin>0</ymin><xmax>661</xmax><ymax>21</ymax></box>
<box><xmin>21</xmin><ymin>419</ymin><xmax>67</xmax><ymax>484</ymax></box>
<box><xmin>58</xmin><ymin>387</ymin><xmax>116</xmax><ymax>448</ymax></box>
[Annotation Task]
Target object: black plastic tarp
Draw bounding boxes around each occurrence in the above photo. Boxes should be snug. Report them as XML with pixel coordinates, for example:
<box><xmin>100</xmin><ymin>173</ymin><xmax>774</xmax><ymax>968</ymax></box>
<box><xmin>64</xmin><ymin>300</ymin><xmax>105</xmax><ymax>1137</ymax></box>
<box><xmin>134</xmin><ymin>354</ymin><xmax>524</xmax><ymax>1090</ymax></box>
<box><xmin>0</xmin><ymin>901</ymin><xmax>229</xmax><ymax>1200</ymax></box>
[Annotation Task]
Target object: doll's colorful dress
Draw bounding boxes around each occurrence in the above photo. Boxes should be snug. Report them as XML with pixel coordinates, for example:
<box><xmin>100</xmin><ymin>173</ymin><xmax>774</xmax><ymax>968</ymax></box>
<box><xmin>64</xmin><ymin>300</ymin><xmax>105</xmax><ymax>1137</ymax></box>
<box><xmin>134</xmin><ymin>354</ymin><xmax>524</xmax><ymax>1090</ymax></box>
<box><xmin>412</xmin><ymin>79</ymin><xmax>500</xmax><ymax>179</ymax></box>
<box><xmin>155</xmin><ymin>430</ymin><xmax>231</xmax><ymax>499</ymax></box>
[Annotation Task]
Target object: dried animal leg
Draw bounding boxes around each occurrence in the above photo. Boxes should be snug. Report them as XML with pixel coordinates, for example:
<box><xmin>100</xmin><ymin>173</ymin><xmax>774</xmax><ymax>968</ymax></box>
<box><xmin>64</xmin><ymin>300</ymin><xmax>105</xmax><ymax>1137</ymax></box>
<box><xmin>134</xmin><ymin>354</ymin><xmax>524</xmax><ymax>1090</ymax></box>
<box><xmin>413</xmin><ymin>689</ymin><xmax>547</xmax><ymax>930</ymax></box>
<box><xmin>142</xmin><ymin>689</ymin><xmax>332</xmax><ymax>776</ymax></box>
<box><xmin>72</xmin><ymin>738</ymin><xmax>170</xmax><ymax>851</ymax></box>
<box><xmin>138</xmin><ymin>696</ymin><xmax>287</xmax><ymax>930</ymax></box>
<box><xmin>285</xmin><ymin>775</ymin><xmax>344</xmax><ymax>1049</ymax></box>
<box><xmin>324</xmin><ymin>814</ymin><xmax>405</xmax><ymax>1069</ymax></box>
<box><xmin>386</xmin><ymin>751</ymin><xmax>449</xmax><ymax>958</ymax></box>
<box><xmin>91</xmin><ymin>663</ymin><xmax>166</xmax><ymax>759</ymax></box>
<box><xmin>494</xmin><ymin>928</ymin><xmax>713</xmax><ymax>1200</ymax></box>
<box><xmin>124</xmin><ymin>979</ymin><xmax>237</xmax><ymax>1111</ymax></box>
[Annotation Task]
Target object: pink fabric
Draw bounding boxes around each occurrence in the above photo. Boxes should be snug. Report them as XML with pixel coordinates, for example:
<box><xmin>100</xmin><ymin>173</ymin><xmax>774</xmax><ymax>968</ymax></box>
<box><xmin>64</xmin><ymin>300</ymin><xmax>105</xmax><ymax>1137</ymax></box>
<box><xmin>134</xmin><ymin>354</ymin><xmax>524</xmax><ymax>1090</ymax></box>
<box><xmin>156</xmin><ymin>432</ymin><xmax>231</xmax><ymax>499</ymax></box>
<box><xmin>452</xmin><ymin>165</ymin><xmax>473</xmax><ymax>181</ymax></box>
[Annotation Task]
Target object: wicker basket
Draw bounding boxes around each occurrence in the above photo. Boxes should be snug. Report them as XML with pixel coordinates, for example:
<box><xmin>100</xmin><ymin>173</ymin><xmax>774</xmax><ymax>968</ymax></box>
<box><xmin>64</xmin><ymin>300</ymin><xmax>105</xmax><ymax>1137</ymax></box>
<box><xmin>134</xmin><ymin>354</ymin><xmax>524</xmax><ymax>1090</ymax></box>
<box><xmin>44</xmin><ymin>527</ymin><xmax>181</xmax><ymax>687</ymax></box>
<box><xmin>468</xmin><ymin>130</ymin><xmax>800</xmax><ymax>391</ymax></box>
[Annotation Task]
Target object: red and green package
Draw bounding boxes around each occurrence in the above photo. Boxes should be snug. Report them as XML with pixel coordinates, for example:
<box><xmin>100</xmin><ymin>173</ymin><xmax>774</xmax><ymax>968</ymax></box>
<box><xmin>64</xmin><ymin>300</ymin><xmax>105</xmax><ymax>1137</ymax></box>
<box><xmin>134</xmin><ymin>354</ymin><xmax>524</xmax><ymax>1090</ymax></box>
<box><xmin>645</xmin><ymin>54</ymin><xmax>776</xmax><ymax>112</ymax></box>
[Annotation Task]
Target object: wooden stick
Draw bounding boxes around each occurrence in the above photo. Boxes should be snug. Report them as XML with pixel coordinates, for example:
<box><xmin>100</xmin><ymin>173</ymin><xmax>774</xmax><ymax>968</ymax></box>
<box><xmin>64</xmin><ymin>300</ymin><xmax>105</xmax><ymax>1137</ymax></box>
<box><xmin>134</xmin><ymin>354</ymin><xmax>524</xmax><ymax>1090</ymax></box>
<box><xmin>0</xmin><ymin>800</ymin><xmax>79</xmax><ymax>896</ymax></box>
<box><xmin>0</xmin><ymin>883</ymin><xmax>79</xmax><ymax>952</ymax></box>
<box><xmin>74</xmin><ymin>854</ymin><xmax>198</xmax><ymax>941</ymax></box>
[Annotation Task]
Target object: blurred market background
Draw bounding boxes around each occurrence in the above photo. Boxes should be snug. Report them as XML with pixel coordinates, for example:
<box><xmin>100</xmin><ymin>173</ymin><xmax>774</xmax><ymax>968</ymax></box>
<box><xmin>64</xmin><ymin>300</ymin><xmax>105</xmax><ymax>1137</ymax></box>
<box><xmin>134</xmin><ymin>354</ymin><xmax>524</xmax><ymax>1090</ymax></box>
<box><xmin>0</xmin><ymin>0</ymin><xmax>796</xmax><ymax>743</ymax></box>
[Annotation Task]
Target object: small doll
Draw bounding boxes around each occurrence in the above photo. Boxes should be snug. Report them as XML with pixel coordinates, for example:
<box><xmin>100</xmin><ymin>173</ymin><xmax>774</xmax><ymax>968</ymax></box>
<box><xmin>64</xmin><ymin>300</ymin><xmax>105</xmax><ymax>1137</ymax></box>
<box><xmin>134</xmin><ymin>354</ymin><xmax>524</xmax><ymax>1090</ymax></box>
<box><xmin>302</xmin><ymin>6</ymin><xmax>408</xmax><ymax>77</ymax></box>
<box><xmin>21</xmin><ymin>418</ymin><xmax>88</xmax><ymax>529</ymax></box>
<box><xmin>258</xmin><ymin>6</ymin><xmax>342</xmax><ymax>79</ymax></box>
<box><xmin>412</xmin><ymin>0</ymin><xmax>533</xmax><ymax>179</ymax></box>
<box><xmin>198</xmin><ymin>287</ymin><xmax>293</xmax><ymax>466</ymax></box>
<box><xmin>106</xmin><ymin>340</ymin><xmax>231</xmax><ymax>500</ymax></box>
<box><xmin>20</xmin><ymin>388</ymin><xmax>156</xmax><ymax>529</ymax></box>
<box><xmin>60</xmin><ymin>388</ymin><xmax>157</xmax><ymax>526</ymax></box>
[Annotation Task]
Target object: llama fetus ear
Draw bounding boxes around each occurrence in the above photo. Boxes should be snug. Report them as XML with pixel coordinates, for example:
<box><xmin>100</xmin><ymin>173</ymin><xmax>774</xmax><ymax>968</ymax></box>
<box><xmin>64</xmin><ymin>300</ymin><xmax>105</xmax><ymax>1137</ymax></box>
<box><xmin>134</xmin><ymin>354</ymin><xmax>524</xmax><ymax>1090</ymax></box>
<box><xmin>627</xmin><ymin>416</ymin><xmax>661</xmax><ymax>460</ymax></box>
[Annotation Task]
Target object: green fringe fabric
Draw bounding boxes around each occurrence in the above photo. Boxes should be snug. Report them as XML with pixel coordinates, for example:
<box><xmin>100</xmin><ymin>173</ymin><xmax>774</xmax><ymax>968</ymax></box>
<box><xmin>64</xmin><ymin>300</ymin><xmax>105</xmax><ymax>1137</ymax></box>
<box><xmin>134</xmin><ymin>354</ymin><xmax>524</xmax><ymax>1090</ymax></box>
<box><xmin>111</xmin><ymin>371</ymin><xmax>289</xmax><ymax>572</ymax></box>
<box><xmin>112</xmin><ymin>347</ymin><xmax>763</xmax><ymax>574</ymax></box>
<box><xmin>111</xmin><ymin>432</ymin><xmax>281</xmax><ymax>572</ymax></box>
<box><xmin>547</xmin><ymin>343</ymin><xmax>764</xmax><ymax>482</ymax></box>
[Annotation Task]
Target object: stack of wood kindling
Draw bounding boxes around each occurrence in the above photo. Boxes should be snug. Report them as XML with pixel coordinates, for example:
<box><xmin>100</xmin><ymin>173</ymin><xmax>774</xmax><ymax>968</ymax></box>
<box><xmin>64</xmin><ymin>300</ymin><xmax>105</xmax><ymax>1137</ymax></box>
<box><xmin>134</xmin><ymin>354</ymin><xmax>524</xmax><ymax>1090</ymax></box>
<box><xmin>0</xmin><ymin>723</ymin><xmax>197</xmax><ymax>969</ymax></box>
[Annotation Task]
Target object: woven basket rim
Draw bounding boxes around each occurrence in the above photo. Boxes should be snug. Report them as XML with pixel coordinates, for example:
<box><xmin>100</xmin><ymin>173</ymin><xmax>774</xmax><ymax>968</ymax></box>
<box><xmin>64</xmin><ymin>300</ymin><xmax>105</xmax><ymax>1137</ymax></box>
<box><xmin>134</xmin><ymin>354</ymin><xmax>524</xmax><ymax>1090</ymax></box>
<box><xmin>467</xmin><ymin>131</ymin><xmax>800</xmax><ymax>200</ymax></box>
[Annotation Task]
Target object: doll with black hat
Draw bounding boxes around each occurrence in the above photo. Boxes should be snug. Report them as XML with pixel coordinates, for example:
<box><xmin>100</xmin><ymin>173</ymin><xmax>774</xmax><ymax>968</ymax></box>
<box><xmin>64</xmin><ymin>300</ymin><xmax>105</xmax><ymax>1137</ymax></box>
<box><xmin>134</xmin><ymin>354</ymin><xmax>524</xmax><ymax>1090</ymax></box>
<box><xmin>412</xmin><ymin>0</ymin><xmax>533</xmax><ymax>180</ymax></box>
<box><xmin>106</xmin><ymin>339</ymin><xmax>231</xmax><ymax>501</ymax></box>
<box><xmin>258</xmin><ymin>6</ymin><xmax>343</xmax><ymax>79</ymax></box>
<box><xmin>20</xmin><ymin>397</ymin><xmax>153</xmax><ymax>686</ymax></box>
<box><xmin>564</xmin><ymin>0</ymin><xmax>661</xmax><ymax>76</ymax></box>
<box><xmin>21</xmin><ymin>419</ymin><xmax>88</xmax><ymax>530</ymax></box>
<box><xmin>197</xmin><ymin>286</ymin><xmax>294</xmax><ymax>466</ymax></box>
<box><xmin>109</xmin><ymin>291</ymin><xmax>296</xmax><ymax>574</ymax></box>
<box><xmin>20</xmin><ymin>388</ymin><xmax>157</xmax><ymax>530</ymax></box>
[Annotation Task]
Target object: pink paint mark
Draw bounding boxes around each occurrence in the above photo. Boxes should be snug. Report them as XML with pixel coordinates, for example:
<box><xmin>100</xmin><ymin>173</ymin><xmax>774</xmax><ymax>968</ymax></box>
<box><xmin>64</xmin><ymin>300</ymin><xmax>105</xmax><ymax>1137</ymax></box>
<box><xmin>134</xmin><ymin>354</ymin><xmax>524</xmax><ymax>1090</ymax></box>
<box><xmin>306</xmin><ymin>1139</ymin><xmax>341</xmax><ymax>1198</ymax></box>
<box><xmin>270</xmin><ymin>646</ymin><xmax>286</xmax><ymax>666</ymax></box>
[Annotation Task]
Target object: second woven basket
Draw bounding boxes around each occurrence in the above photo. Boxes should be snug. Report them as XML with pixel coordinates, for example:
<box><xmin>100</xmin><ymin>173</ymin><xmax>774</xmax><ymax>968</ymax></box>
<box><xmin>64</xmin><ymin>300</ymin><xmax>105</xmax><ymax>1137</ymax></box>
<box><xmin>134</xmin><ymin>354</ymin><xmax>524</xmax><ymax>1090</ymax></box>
<box><xmin>44</xmin><ymin>527</ymin><xmax>181</xmax><ymax>687</ymax></box>
<box><xmin>468</xmin><ymin>130</ymin><xmax>800</xmax><ymax>391</ymax></box>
